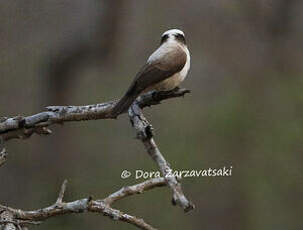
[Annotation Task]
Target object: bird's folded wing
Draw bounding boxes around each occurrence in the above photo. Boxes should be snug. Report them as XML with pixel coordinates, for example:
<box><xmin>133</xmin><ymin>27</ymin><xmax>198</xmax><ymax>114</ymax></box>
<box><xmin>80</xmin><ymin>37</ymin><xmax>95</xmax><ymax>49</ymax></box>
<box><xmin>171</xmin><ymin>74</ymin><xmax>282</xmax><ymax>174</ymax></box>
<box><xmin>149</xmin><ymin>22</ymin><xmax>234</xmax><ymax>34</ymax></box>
<box><xmin>110</xmin><ymin>46</ymin><xmax>187</xmax><ymax>117</ymax></box>
<box><xmin>130</xmin><ymin>46</ymin><xmax>187</xmax><ymax>93</ymax></box>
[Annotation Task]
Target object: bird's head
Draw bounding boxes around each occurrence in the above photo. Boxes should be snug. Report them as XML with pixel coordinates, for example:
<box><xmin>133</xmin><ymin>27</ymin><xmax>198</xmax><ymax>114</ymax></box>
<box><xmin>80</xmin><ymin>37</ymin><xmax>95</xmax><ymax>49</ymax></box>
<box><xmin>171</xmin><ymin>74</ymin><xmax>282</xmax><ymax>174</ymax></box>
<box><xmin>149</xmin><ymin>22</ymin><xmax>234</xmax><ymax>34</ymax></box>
<box><xmin>161</xmin><ymin>29</ymin><xmax>186</xmax><ymax>45</ymax></box>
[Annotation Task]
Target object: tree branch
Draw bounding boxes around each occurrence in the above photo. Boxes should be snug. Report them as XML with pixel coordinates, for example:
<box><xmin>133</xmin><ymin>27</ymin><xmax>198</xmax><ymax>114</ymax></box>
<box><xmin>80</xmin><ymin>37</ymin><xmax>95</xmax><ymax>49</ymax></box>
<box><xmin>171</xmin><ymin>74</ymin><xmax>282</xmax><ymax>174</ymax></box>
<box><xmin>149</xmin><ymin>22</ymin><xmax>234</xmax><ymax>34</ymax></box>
<box><xmin>0</xmin><ymin>87</ymin><xmax>194</xmax><ymax>229</ymax></box>
<box><xmin>0</xmin><ymin>211</ymin><xmax>16</xmax><ymax>230</ymax></box>
<box><xmin>103</xmin><ymin>177</ymin><xmax>166</xmax><ymax>206</ymax></box>
<box><xmin>0</xmin><ymin>88</ymin><xmax>190</xmax><ymax>142</ymax></box>
<box><xmin>55</xmin><ymin>179</ymin><xmax>68</xmax><ymax>204</ymax></box>
<box><xmin>0</xmin><ymin>178</ymin><xmax>166</xmax><ymax>230</ymax></box>
<box><xmin>128</xmin><ymin>102</ymin><xmax>194</xmax><ymax>212</ymax></box>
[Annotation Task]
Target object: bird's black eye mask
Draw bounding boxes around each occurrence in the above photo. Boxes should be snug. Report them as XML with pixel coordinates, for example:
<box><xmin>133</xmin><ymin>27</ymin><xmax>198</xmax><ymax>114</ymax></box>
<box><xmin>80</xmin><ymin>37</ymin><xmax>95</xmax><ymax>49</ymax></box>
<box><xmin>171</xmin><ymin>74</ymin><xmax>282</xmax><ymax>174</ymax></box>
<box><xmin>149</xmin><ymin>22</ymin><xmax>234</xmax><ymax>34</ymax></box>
<box><xmin>160</xmin><ymin>34</ymin><xmax>169</xmax><ymax>44</ymax></box>
<box><xmin>160</xmin><ymin>33</ymin><xmax>186</xmax><ymax>45</ymax></box>
<box><xmin>175</xmin><ymin>33</ymin><xmax>186</xmax><ymax>44</ymax></box>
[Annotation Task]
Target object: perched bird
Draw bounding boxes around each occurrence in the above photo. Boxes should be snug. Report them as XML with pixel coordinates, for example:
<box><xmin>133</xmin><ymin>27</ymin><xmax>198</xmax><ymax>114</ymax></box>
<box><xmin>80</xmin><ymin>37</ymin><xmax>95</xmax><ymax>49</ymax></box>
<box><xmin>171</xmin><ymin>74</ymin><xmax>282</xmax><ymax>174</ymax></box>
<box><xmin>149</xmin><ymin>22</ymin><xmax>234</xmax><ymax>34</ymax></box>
<box><xmin>111</xmin><ymin>29</ymin><xmax>190</xmax><ymax>117</ymax></box>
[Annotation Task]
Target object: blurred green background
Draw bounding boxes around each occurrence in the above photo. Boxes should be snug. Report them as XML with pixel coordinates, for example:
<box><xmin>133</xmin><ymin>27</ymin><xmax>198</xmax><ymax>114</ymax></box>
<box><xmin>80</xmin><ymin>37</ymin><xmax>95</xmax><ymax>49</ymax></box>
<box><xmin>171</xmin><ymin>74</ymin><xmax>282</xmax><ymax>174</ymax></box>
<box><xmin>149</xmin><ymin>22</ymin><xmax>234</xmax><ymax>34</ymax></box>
<box><xmin>1</xmin><ymin>1</ymin><xmax>303</xmax><ymax>229</ymax></box>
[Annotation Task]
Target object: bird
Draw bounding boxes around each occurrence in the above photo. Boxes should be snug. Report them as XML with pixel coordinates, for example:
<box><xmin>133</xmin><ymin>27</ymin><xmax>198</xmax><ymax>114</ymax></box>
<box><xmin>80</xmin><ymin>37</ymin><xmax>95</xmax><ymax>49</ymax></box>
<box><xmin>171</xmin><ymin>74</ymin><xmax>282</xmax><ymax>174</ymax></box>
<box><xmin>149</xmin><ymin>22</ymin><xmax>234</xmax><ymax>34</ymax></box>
<box><xmin>111</xmin><ymin>29</ymin><xmax>190</xmax><ymax>117</ymax></box>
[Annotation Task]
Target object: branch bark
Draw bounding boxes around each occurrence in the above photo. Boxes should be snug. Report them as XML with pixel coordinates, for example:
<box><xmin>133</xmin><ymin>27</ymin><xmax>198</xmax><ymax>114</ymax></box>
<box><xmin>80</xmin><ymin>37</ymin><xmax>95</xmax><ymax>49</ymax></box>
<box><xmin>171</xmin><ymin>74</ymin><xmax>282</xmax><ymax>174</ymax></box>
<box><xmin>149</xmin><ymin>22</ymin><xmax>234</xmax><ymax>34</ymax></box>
<box><xmin>0</xmin><ymin>148</ymin><xmax>7</xmax><ymax>167</ymax></box>
<box><xmin>0</xmin><ymin>137</ymin><xmax>7</xmax><ymax>167</ymax></box>
<box><xmin>0</xmin><ymin>211</ymin><xmax>16</xmax><ymax>230</ymax></box>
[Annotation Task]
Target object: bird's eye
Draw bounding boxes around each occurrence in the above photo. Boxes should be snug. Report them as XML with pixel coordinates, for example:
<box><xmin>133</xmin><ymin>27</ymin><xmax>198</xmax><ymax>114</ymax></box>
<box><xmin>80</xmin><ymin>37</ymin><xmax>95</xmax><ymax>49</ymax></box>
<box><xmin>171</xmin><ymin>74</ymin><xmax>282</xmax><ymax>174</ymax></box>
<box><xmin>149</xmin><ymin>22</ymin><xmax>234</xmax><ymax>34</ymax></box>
<box><xmin>161</xmin><ymin>34</ymin><xmax>169</xmax><ymax>44</ymax></box>
<box><xmin>175</xmin><ymin>34</ymin><xmax>186</xmax><ymax>44</ymax></box>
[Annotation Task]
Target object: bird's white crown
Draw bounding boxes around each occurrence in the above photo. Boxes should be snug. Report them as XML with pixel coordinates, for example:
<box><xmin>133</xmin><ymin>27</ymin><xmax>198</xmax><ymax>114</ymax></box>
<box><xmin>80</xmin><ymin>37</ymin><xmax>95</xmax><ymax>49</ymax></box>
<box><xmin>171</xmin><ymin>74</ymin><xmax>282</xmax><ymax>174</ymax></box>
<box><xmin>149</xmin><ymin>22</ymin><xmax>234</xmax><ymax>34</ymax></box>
<box><xmin>162</xmin><ymin>29</ymin><xmax>185</xmax><ymax>37</ymax></box>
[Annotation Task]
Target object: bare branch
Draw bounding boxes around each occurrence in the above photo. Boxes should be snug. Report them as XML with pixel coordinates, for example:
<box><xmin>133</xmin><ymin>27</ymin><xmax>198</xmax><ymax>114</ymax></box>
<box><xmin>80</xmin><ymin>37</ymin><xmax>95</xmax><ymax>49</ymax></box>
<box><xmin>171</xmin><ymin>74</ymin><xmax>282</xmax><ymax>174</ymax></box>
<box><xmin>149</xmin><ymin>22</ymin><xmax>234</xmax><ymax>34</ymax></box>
<box><xmin>0</xmin><ymin>211</ymin><xmax>17</xmax><ymax>230</ymax></box>
<box><xmin>0</xmin><ymin>220</ymin><xmax>41</xmax><ymax>227</ymax></box>
<box><xmin>0</xmin><ymin>178</ymin><xmax>166</xmax><ymax>230</ymax></box>
<box><xmin>56</xmin><ymin>180</ymin><xmax>68</xmax><ymax>204</ymax></box>
<box><xmin>0</xmin><ymin>87</ymin><xmax>194</xmax><ymax>229</ymax></box>
<box><xmin>104</xmin><ymin>177</ymin><xmax>166</xmax><ymax>205</ymax></box>
<box><xmin>128</xmin><ymin>103</ymin><xmax>195</xmax><ymax>212</ymax></box>
<box><xmin>0</xmin><ymin>88</ymin><xmax>190</xmax><ymax>142</ymax></box>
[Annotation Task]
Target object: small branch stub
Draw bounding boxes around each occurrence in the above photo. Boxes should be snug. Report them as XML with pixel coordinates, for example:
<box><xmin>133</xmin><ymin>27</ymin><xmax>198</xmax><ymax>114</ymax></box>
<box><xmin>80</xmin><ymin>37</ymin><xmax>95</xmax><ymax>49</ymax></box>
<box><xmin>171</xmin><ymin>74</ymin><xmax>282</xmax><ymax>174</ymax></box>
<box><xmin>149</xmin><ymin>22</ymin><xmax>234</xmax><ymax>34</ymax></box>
<box><xmin>56</xmin><ymin>180</ymin><xmax>68</xmax><ymax>204</ymax></box>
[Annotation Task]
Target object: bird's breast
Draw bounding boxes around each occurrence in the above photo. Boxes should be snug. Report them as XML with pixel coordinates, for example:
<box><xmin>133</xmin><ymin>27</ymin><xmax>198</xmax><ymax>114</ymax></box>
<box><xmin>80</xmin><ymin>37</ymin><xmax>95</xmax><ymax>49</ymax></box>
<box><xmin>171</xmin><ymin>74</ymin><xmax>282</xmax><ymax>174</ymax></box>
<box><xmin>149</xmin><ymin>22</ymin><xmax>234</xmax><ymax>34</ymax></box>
<box><xmin>153</xmin><ymin>63</ymin><xmax>190</xmax><ymax>92</ymax></box>
<box><xmin>150</xmin><ymin>47</ymin><xmax>190</xmax><ymax>91</ymax></box>
<box><xmin>179</xmin><ymin>47</ymin><xmax>190</xmax><ymax>81</ymax></box>
<box><xmin>144</xmin><ymin>44</ymin><xmax>190</xmax><ymax>92</ymax></box>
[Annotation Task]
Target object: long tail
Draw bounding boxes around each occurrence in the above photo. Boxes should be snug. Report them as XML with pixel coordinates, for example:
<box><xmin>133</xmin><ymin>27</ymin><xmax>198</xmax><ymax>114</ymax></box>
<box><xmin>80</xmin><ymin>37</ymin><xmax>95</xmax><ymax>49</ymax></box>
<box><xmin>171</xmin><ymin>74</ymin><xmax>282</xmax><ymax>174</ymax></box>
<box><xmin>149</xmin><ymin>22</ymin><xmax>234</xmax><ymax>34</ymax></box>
<box><xmin>111</xmin><ymin>86</ymin><xmax>141</xmax><ymax>117</ymax></box>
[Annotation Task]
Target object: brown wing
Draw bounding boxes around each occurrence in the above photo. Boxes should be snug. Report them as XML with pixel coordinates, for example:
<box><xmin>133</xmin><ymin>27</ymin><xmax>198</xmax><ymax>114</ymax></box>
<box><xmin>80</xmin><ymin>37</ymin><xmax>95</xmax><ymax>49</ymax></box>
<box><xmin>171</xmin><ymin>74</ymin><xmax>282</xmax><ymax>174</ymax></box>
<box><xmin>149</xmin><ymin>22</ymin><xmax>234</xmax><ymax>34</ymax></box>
<box><xmin>111</xmin><ymin>46</ymin><xmax>186</xmax><ymax>117</ymax></box>
<box><xmin>133</xmin><ymin>46</ymin><xmax>187</xmax><ymax>92</ymax></box>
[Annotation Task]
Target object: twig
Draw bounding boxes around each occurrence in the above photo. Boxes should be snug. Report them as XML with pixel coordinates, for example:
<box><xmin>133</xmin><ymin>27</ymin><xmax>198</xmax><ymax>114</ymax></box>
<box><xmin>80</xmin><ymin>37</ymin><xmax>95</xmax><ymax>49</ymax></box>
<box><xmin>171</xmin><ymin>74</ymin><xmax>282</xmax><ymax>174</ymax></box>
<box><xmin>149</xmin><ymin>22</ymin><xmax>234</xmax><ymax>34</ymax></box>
<box><xmin>0</xmin><ymin>178</ymin><xmax>166</xmax><ymax>230</ymax></box>
<box><xmin>0</xmin><ymin>88</ymin><xmax>190</xmax><ymax>142</ymax></box>
<box><xmin>56</xmin><ymin>179</ymin><xmax>68</xmax><ymax>204</ymax></box>
<box><xmin>104</xmin><ymin>177</ymin><xmax>166</xmax><ymax>205</ymax></box>
<box><xmin>0</xmin><ymin>220</ymin><xmax>41</xmax><ymax>226</ymax></box>
<box><xmin>128</xmin><ymin>102</ymin><xmax>194</xmax><ymax>212</ymax></box>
